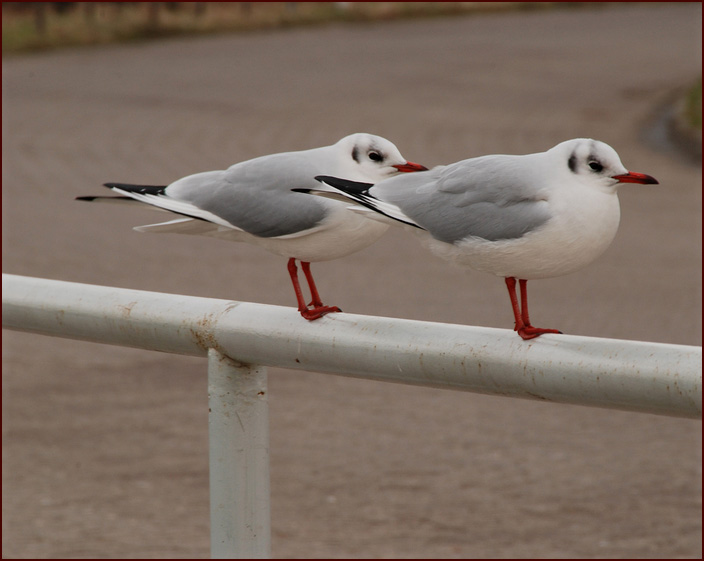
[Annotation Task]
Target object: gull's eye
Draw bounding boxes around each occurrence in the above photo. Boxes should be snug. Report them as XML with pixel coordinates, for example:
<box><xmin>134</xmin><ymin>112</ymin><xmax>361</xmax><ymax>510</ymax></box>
<box><xmin>588</xmin><ymin>160</ymin><xmax>603</xmax><ymax>173</ymax></box>
<box><xmin>368</xmin><ymin>151</ymin><xmax>383</xmax><ymax>162</ymax></box>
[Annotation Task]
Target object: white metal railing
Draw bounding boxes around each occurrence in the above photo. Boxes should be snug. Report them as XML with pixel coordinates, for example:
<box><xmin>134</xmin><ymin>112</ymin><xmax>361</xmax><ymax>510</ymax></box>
<box><xmin>2</xmin><ymin>273</ymin><xmax>702</xmax><ymax>558</ymax></box>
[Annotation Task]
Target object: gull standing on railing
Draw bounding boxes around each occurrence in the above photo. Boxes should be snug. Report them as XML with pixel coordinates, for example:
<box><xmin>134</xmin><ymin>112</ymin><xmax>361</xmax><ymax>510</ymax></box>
<box><xmin>301</xmin><ymin>138</ymin><xmax>658</xmax><ymax>339</ymax></box>
<box><xmin>77</xmin><ymin>133</ymin><xmax>427</xmax><ymax>320</ymax></box>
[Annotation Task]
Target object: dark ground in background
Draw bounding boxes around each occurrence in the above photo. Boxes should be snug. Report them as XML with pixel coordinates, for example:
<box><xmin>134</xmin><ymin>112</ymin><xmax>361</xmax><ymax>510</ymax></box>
<box><xmin>2</xmin><ymin>3</ymin><xmax>702</xmax><ymax>558</ymax></box>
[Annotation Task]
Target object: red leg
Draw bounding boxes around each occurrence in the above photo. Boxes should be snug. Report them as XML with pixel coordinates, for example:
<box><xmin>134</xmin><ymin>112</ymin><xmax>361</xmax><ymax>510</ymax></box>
<box><xmin>287</xmin><ymin>258</ymin><xmax>309</xmax><ymax>314</ymax></box>
<box><xmin>519</xmin><ymin>279</ymin><xmax>532</xmax><ymax>327</ymax></box>
<box><xmin>505</xmin><ymin>277</ymin><xmax>523</xmax><ymax>332</ymax></box>
<box><xmin>504</xmin><ymin>277</ymin><xmax>561</xmax><ymax>340</ymax></box>
<box><xmin>518</xmin><ymin>279</ymin><xmax>561</xmax><ymax>337</ymax></box>
<box><xmin>300</xmin><ymin>261</ymin><xmax>341</xmax><ymax>319</ymax></box>
<box><xmin>301</xmin><ymin>261</ymin><xmax>324</xmax><ymax>308</ymax></box>
<box><xmin>287</xmin><ymin>259</ymin><xmax>341</xmax><ymax>321</ymax></box>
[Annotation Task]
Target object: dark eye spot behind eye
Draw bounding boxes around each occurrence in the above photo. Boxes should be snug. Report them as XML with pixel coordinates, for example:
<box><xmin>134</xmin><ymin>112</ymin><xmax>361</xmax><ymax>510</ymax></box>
<box><xmin>588</xmin><ymin>161</ymin><xmax>603</xmax><ymax>172</ymax></box>
<box><xmin>368</xmin><ymin>151</ymin><xmax>383</xmax><ymax>162</ymax></box>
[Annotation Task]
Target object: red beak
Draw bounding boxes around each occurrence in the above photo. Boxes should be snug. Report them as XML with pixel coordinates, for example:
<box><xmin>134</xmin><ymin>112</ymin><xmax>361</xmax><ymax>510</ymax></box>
<box><xmin>612</xmin><ymin>171</ymin><xmax>659</xmax><ymax>184</ymax></box>
<box><xmin>393</xmin><ymin>161</ymin><xmax>429</xmax><ymax>173</ymax></box>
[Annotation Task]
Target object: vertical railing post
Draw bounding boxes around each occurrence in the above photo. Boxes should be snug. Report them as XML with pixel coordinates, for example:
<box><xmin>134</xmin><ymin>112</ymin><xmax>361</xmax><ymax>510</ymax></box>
<box><xmin>208</xmin><ymin>349</ymin><xmax>271</xmax><ymax>559</ymax></box>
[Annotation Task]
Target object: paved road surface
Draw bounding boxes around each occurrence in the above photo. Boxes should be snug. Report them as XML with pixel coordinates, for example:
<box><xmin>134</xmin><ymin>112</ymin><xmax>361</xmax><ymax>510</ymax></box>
<box><xmin>3</xmin><ymin>3</ymin><xmax>701</xmax><ymax>558</ymax></box>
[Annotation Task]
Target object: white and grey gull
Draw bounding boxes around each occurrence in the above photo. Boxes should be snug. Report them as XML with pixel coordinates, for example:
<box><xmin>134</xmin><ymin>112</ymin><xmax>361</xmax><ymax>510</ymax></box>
<box><xmin>77</xmin><ymin>133</ymin><xmax>427</xmax><ymax>320</ymax></box>
<box><xmin>300</xmin><ymin>138</ymin><xmax>658</xmax><ymax>339</ymax></box>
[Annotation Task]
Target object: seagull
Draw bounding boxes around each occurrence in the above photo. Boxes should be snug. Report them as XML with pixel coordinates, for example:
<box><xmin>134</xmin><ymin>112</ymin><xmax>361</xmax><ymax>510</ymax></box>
<box><xmin>77</xmin><ymin>133</ymin><xmax>427</xmax><ymax>320</ymax></box>
<box><xmin>299</xmin><ymin>138</ymin><xmax>658</xmax><ymax>339</ymax></box>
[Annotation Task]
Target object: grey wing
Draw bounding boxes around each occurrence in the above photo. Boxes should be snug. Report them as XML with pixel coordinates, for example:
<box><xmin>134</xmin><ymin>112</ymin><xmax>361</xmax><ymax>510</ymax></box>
<box><xmin>379</xmin><ymin>156</ymin><xmax>552</xmax><ymax>243</ymax></box>
<box><xmin>166</xmin><ymin>154</ymin><xmax>329</xmax><ymax>238</ymax></box>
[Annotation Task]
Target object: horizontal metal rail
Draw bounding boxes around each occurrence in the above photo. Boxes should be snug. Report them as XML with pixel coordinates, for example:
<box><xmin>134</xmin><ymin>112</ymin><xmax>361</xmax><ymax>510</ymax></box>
<box><xmin>3</xmin><ymin>273</ymin><xmax>701</xmax><ymax>558</ymax></box>
<box><xmin>3</xmin><ymin>274</ymin><xmax>701</xmax><ymax>419</ymax></box>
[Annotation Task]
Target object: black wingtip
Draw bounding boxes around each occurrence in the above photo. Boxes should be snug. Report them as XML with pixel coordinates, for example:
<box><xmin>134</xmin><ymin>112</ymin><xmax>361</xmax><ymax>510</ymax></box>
<box><xmin>103</xmin><ymin>182</ymin><xmax>168</xmax><ymax>195</ymax></box>
<box><xmin>75</xmin><ymin>195</ymin><xmax>137</xmax><ymax>204</ymax></box>
<box><xmin>314</xmin><ymin>175</ymin><xmax>374</xmax><ymax>194</ymax></box>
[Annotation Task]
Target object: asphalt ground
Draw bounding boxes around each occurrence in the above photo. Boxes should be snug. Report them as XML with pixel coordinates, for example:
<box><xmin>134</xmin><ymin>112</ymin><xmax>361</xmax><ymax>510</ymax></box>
<box><xmin>2</xmin><ymin>3</ymin><xmax>702</xmax><ymax>558</ymax></box>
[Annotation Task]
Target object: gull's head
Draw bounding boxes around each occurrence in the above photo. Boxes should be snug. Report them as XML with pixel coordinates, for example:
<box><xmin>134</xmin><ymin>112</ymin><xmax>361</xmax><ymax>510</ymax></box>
<box><xmin>551</xmin><ymin>138</ymin><xmax>658</xmax><ymax>192</ymax></box>
<box><xmin>335</xmin><ymin>133</ymin><xmax>427</xmax><ymax>182</ymax></box>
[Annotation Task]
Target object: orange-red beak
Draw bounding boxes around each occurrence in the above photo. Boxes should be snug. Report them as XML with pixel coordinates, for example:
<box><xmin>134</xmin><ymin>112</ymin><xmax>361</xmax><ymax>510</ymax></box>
<box><xmin>393</xmin><ymin>161</ymin><xmax>429</xmax><ymax>173</ymax></box>
<box><xmin>612</xmin><ymin>171</ymin><xmax>659</xmax><ymax>184</ymax></box>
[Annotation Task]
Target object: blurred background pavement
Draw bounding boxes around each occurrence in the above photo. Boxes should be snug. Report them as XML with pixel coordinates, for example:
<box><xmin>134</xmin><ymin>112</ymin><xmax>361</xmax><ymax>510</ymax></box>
<box><xmin>2</xmin><ymin>2</ymin><xmax>701</xmax><ymax>558</ymax></box>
